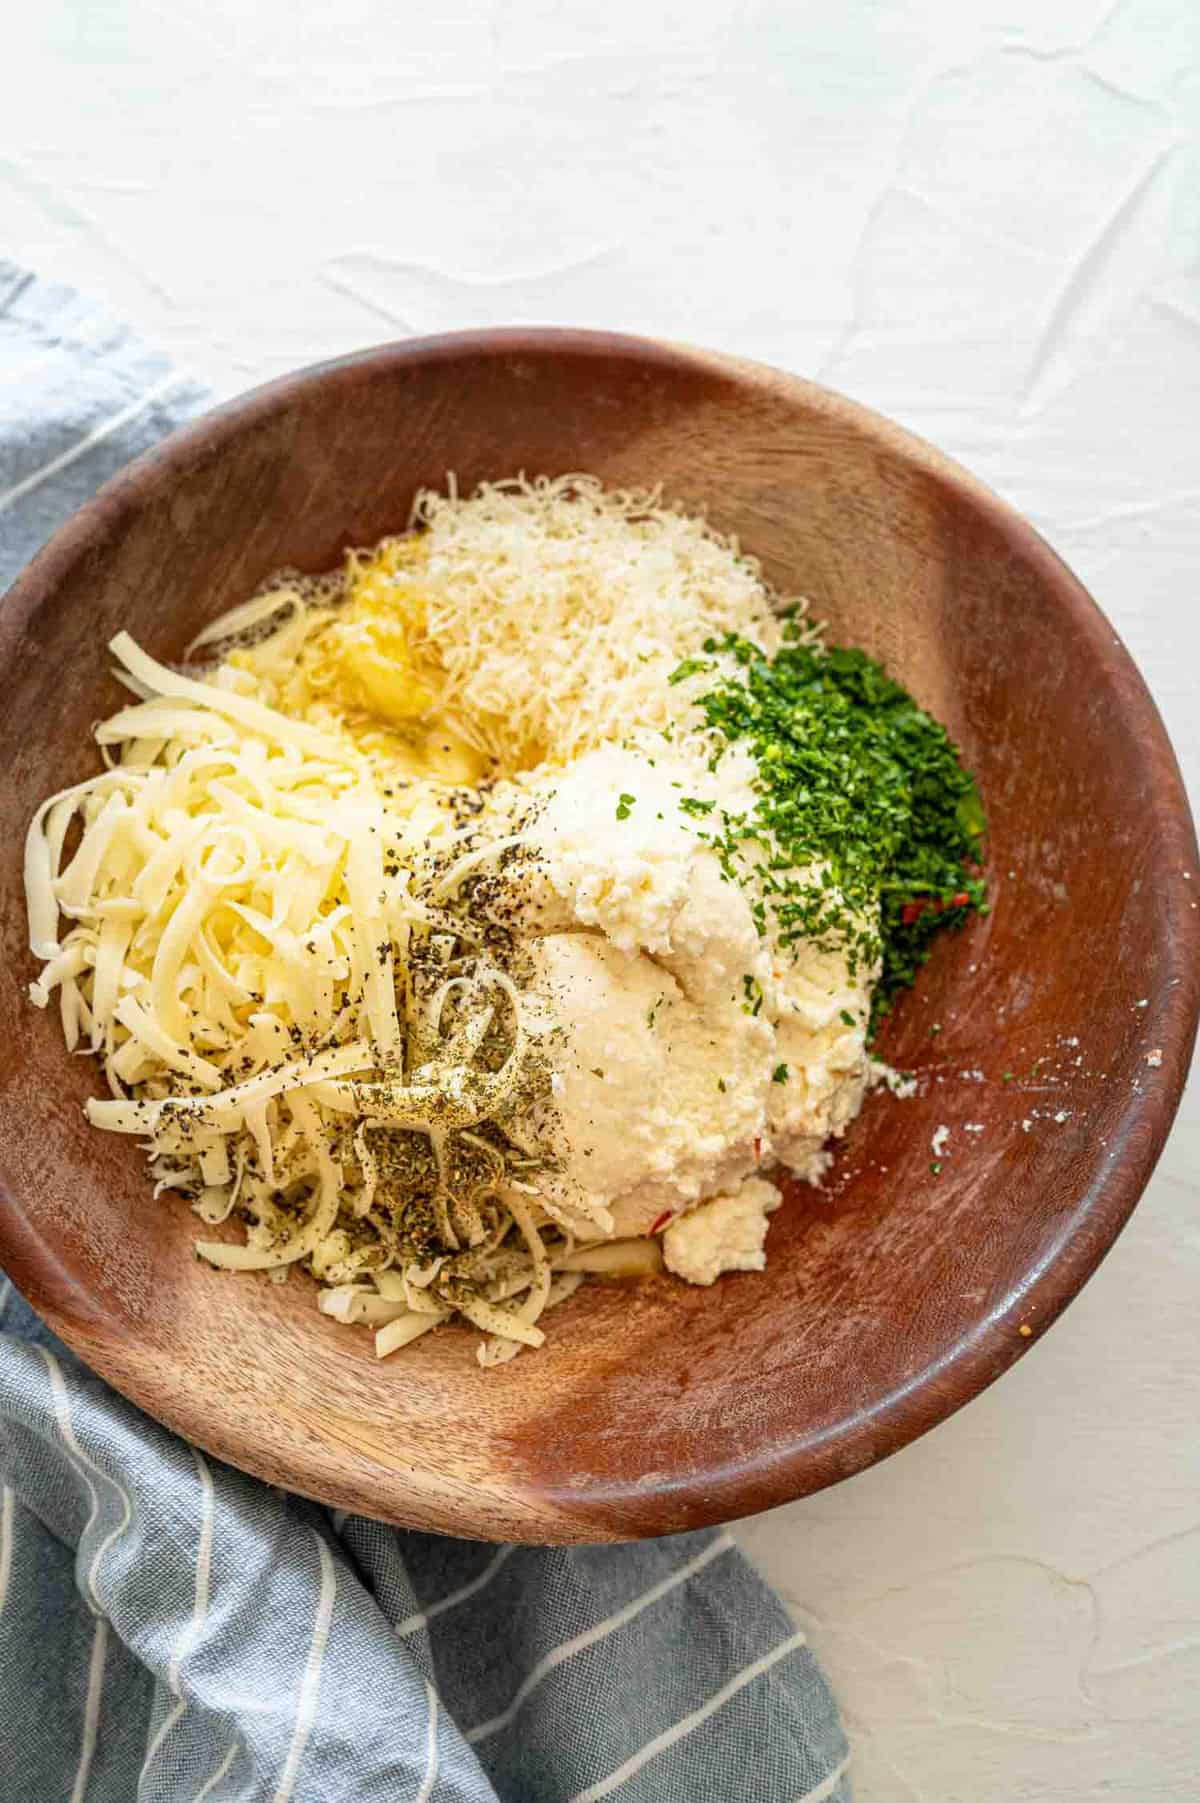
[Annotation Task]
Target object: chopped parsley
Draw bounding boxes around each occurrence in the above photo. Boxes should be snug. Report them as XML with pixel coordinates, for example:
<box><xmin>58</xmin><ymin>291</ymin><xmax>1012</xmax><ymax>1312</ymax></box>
<box><xmin>741</xmin><ymin>973</ymin><xmax>764</xmax><ymax>1017</ymax></box>
<box><xmin>839</xmin><ymin>1008</ymin><xmax>856</xmax><ymax>1028</ymax></box>
<box><xmin>772</xmin><ymin>1063</ymin><xmax>789</xmax><ymax>1084</ymax></box>
<box><xmin>615</xmin><ymin>792</ymin><xmax>636</xmax><ymax>821</ymax></box>
<box><xmin>679</xmin><ymin>796</ymin><xmax>715</xmax><ymax>817</ymax></box>
<box><xmin>668</xmin><ymin>656</ymin><xmax>714</xmax><ymax>687</ymax></box>
<box><xmin>717</xmin><ymin>1077</ymin><xmax>727</xmax><ymax>1093</ymax></box>
<box><xmin>688</xmin><ymin>635</ymin><xmax>987</xmax><ymax>1022</ymax></box>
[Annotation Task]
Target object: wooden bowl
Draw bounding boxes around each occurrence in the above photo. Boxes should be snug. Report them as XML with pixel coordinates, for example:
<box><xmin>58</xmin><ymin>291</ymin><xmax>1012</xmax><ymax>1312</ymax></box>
<box><xmin>1</xmin><ymin>332</ymin><xmax>1196</xmax><ymax>1542</ymax></box>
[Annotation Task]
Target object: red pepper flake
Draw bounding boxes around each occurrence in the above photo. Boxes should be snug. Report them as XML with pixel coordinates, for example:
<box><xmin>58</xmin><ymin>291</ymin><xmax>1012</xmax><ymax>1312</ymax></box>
<box><xmin>902</xmin><ymin>891</ymin><xmax>970</xmax><ymax>926</ymax></box>
<box><xmin>648</xmin><ymin>1210</ymin><xmax>675</xmax><ymax>1236</ymax></box>
<box><xmin>753</xmin><ymin>1136</ymin><xmax>764</xmax><ymax>1161</ymax></box>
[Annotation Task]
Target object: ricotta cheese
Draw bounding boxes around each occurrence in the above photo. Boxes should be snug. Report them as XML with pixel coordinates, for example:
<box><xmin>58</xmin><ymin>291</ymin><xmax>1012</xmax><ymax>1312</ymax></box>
<box><xmin>662</xmin><ymin>1177</ymin><xmax>783</xmax><ymax>1286</ymax></box>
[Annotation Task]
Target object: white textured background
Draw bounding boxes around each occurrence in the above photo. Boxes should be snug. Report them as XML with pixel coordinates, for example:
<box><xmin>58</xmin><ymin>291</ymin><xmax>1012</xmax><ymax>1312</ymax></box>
<box><xmin>5</xmin><ymin>3</ymin><xmax>1198</xmax><ymax>1797</ymax></box>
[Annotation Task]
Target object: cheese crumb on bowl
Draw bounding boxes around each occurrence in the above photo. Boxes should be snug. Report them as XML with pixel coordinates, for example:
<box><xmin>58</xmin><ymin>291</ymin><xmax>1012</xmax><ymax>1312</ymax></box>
<box><xmin>23</xmin><ymin>475</ymin><xmax>987</xmax><ymax>1366</ymax></box>
<box><xmin>662</xmin><ymin>1178</ymin><xmax>783</xmax><ymax>1286</ymax></box>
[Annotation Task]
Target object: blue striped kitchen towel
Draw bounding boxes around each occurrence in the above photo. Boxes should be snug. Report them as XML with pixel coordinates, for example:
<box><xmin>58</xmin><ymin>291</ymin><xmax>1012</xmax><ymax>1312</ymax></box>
<box><xmin>0</xmin><ymin>263</ymin><xmax>851</xmax><ymax>1803</ymax></box>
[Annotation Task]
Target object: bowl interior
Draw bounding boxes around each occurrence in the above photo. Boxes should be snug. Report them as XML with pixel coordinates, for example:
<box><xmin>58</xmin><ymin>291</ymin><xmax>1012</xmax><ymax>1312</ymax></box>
<box><xmin>0</xmin><ymin>333</ymin><xmax>1195</xmax><ymax>1540</ymax></box>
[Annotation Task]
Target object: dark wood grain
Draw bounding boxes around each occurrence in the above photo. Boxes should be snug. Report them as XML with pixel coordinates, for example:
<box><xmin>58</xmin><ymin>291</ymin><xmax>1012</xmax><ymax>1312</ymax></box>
<box><xmin>0</xmin><ymin>331</ymin><xmax>1195</xmax><ymax>1541</ymax></box>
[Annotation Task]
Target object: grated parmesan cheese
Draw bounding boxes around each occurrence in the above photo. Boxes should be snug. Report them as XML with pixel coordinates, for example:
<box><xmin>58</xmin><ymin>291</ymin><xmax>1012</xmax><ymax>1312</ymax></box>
<box><xmin>334</xmin><ymin>474</ymin><xmax>798</xmax><ymax>772</ymax></box>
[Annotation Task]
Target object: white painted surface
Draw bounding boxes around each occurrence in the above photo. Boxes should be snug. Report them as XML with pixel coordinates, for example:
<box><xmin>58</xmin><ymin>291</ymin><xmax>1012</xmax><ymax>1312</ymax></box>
<box><xmin>4</xmin><ymin>3</ymin><xmax>1198</xmax><ymax>1796</ymax></box>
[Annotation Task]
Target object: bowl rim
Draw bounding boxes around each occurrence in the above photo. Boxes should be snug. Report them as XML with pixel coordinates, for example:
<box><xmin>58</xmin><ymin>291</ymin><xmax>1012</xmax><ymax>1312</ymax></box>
<box><xmin>2</xmin><ymin>326</ymin><xmax>1197</xmax><ymax>1537</ymax></box>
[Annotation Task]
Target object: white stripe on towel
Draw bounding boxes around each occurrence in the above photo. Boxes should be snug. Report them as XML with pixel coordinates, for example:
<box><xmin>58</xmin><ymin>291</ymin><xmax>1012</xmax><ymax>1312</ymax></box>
<box><xmin>469</xmin><ymin>1533</ymin><xmax>735</xmax><ymax>1745</ymax></box>
<box><xmin>70</xmin><ymin>1617</ymin><xmax>109</xmax><ymax>1803</ymax></box>
<box><xmin>170</xmin><ymin>1448</ymin><xmax>215</xmax><ymax>1692</ymax></box>
<box><xmin>141</xmin><ymin>1698</ymin><xmax>189</xmax><ymax>1788</ymax></box>
<box><xmin>0</xmin><ymin>369</ymin><xmax>186</xmax><ymax>514</ymax></box>
<box><xmin>795</xmin><ymin>1753</ymin><xmax>853</xmax><ymax>1802</ymax></box>
<box><xmin>0</xmin><ymin>1488</ymin><xmax>13</xmax><ymax>1620</ymax></box>
<box><xmin>192</xmin><ymin>1739</ymin><xmax>239</xmax><ymax>1802</ymax></box>
<box><xmin>395</xmin><ymin>1542</ymin><xmax>514</xmax><ymax>1639</ymax></box>
<box><xmin>569</xmin><ymin>1628</ymin><xmax>810</xmax><ymax>1802</ymax></box>
<box><xmin>273</xmin><ymin>1531</ymin><xmax>336</xmax><ymax>1802</ymax></box>
<box><xmin>415</xmin><ymin>1681</ymin><xmax>439</xmax><ymax>1803</ymax></box>
<box><xmin>140</xmin><ymin>1448</ymin><xmax>216</xmax><ymax>1782</ymax></box>
<box><xmin>40</xmin><ymin>1346</ymin><xmax>134</xmax><ymax>1613</ymax></box>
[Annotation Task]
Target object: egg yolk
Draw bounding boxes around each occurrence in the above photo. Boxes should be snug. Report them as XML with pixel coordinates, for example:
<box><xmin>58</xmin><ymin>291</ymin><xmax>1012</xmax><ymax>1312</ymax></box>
<box><xmin>324</xmin><ymin>551</ymin><xmax>489</xmax><ymax>785</ymax></box>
